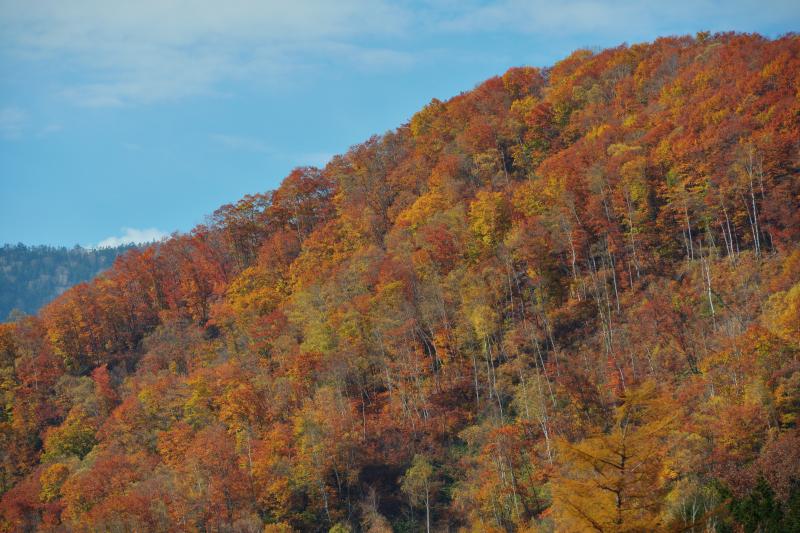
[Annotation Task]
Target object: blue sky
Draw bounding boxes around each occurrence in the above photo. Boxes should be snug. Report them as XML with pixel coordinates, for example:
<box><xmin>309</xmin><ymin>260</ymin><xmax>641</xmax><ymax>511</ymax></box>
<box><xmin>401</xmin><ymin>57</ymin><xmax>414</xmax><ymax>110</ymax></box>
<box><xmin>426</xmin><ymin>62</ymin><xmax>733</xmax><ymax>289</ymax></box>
<box><xmin>1</xmin><ymin>1</ymin><xmax>798</xmax><ymax>247</ymax></box>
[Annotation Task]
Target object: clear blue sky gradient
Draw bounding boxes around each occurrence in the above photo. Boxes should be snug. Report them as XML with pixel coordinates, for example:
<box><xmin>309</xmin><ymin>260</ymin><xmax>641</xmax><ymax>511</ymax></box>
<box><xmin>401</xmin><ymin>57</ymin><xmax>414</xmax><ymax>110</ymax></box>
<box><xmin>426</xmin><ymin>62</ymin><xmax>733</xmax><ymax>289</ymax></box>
<box><xmin>1</xmin><ymin>1</ymin><xmax>798</xmax><ymax>246</ymax></box>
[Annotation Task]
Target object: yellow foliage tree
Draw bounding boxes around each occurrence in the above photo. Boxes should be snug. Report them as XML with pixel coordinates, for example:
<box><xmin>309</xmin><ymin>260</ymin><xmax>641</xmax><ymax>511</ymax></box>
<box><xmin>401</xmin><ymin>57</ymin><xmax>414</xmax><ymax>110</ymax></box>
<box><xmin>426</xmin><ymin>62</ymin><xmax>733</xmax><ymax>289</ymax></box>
<box><xmin>551</xmin><ymin>382</ymin><xmax>677</xmax><ymax>532</ymax></box>
<box><xmin>469</xmin><ymin>191</ymin><xmax>511</xmax><ymax>249</ymax></box>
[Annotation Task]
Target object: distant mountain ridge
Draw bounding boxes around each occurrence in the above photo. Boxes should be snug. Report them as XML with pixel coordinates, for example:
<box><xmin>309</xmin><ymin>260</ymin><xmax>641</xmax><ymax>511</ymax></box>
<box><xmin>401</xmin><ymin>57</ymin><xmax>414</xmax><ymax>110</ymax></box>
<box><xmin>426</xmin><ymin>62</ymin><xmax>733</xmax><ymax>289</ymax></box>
<box><xmin>0</xmin><ymin>243</ymin><xmax>136</xmax><ymax>319</ymax></box>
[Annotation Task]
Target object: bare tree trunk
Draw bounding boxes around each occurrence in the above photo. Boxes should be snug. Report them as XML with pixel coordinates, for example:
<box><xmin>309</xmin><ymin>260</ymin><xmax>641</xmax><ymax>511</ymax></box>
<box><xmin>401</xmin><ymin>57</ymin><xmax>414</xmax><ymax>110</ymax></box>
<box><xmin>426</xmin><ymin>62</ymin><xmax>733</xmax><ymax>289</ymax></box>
<box><xmin>471</xmin><ymin>348</ymin><xmax>481</xmax><ymax>408</ymax></box>
<box><xmin>744</xmin><ymin>145</ymin><xmax>762</xmax><ymax>257</ymax></box>
<box><xmin>624</xmin><ymin>190</ymin><xmax>641</xmax><ymax>279</ymax></box>
<box><xmin>485</xmin><ymin>337</ymin><xmax>504</xmax><ymax>420</ymax></box>
<box><xmin>425</xmin><ymin>484</ymin><xmax>431</xmax><ymax>533</ymax></box>
<box><xmin>684</xmin><ymin>200</ymin><xmax>694</xmax><ymax>261</ymax></box>
<box><xmin>698</xmin><ymin>238</ymin><xmax>716</xmax><ymax>328</ymax></box>
<box><xmin>563</xmin><ymin>216</ymin><xmax>582</xmax><ymax>301</ymax></box>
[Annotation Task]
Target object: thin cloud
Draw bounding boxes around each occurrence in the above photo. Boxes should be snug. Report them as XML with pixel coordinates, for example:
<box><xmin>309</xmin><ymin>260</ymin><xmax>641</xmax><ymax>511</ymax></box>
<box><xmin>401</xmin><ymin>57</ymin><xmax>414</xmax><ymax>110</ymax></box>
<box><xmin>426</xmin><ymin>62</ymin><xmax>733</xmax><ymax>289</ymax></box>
<box><xmin>435</xmin><ymin>0</ymin><xmax>800</xmax><ymax>37</ymax></box>
<box><xmin>96</xmin><ymin>227</ymin><xmax>167</xmax><ymax>248</ymax></box>
<box><xmin>0</xmin><ymin>0</ymin><xmax>412</xmax><ymax>107</ymax></box>
<box><xmin>40</xmin><ymin>123</ymin><xmax>63</xmax><ymax>135</ymax></box>
<box><xmin>291</xmin><ymin>151</ymin><xmax>334</xmax><ymax>168</ymax></box>
<box><xmin>0</xmin><ymin>109</ymin><xmax>62</xmax><ymax>140</ymax></box>
<box><xmin>211</xmin><ymin>133</ymin><xmax>273</xmax><ymax>153</ymax></box>
<box><xmin>0</xmin><ymin>107</ymin><xmax>27</xmax><ymax>140</ymax></box>
<box><xmin>2</xmin><ymin>1</ymin><xmax>794</xmax><ymax>108</ymax></box>
<box><xmin>322</xmin><ymin>43</ymin><xmax>416</xmax><ymax>71</ymax></box>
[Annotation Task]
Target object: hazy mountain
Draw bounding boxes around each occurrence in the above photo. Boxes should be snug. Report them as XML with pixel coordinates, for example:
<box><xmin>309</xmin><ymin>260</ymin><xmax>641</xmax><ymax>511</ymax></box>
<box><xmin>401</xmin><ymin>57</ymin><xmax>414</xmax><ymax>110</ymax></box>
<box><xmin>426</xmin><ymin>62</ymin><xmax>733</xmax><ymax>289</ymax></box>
<box><xmin>0</xmin><ymin>243</ymin><xmax>136</xmax><ymax>320</ymax></box>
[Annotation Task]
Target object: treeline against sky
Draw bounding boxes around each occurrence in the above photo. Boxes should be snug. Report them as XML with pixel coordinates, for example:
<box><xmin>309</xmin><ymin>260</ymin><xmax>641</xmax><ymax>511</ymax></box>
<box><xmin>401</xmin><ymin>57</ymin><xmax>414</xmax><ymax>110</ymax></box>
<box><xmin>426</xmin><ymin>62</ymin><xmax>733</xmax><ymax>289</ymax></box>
<box><xmin>1</xmin><ymin>32</ymin><xmax>799</xmax><ymax>531</ymax></box>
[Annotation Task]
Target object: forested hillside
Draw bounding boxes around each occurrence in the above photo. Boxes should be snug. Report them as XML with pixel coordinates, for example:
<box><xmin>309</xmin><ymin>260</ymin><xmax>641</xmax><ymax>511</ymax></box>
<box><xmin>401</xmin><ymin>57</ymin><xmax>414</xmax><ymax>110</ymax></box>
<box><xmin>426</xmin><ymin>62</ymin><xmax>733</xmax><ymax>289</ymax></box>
<box><xmin>0</xmin><ymin>244</ymin><xmax>136</xmax><ymax>320</ymax></box>
<box><xmin>1</xmin><ymin>33</ymin><xmax>799</xmax><ymax>532</ymax></box>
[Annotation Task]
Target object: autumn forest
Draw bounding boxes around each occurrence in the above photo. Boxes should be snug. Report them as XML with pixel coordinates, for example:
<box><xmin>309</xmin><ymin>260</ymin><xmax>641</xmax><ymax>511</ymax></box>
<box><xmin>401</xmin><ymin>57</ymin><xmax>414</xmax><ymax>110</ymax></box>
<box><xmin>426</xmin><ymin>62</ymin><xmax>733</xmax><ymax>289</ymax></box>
<box><xmin>1</xmin><ymin>32</ymin><xmax>799</xmax><ymax>532</ymax></box>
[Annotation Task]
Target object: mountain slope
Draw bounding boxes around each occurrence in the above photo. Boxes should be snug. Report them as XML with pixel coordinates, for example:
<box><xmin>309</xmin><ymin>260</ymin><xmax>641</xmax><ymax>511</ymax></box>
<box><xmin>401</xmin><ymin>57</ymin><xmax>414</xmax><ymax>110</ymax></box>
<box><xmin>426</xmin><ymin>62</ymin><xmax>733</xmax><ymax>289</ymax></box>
<box><xmin>1</xmin><ymin>32</ymin><xmax>799</xmax><ymax>532</ymax></box>
<box><xmin>0</xmin><ymin>244</ymin><xmax>136</xmax><ymax>320</ymax></box>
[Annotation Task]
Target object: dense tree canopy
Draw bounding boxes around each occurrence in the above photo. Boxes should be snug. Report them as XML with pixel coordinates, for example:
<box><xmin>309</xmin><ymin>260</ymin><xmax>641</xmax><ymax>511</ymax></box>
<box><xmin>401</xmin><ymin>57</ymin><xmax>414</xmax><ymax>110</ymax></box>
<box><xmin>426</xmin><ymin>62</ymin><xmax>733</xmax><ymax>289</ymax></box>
<box><xmin>1</xmin><ymin>33</ymin><xmax>799</xmax><ymax>532</ymax></box>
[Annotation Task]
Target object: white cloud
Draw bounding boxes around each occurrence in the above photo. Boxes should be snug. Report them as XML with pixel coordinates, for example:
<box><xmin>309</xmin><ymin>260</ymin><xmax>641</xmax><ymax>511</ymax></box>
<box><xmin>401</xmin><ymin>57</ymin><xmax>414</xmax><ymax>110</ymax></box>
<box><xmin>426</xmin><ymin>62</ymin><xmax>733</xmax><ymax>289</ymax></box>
<box><xmin>0</xmin><ymin>107</ymin><xmax>27</xmax><ymax>140</ymax></box>
<box><xmin>96</xmin><ymin>227</ymin><xmax>167</xmax><ymax>248</ymax></box>
<box><xmin>0</xmin><ymin>0</ymin><xmax>412</xmax><ymax>107</ymax></box>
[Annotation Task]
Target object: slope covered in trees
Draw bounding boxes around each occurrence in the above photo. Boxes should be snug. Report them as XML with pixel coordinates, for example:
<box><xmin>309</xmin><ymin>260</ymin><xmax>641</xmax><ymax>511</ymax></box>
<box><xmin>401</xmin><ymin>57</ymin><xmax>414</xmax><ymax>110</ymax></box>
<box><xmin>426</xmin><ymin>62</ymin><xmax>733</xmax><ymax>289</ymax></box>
<box><xmin>0</xmin><ymin>244</ymin><xmax>137</xmax><ymax>321</ymax></box>
<box><xmin>1</xmin><ymin>32</ymin><xmax>799</xmax><ymax>532</ymax></box>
